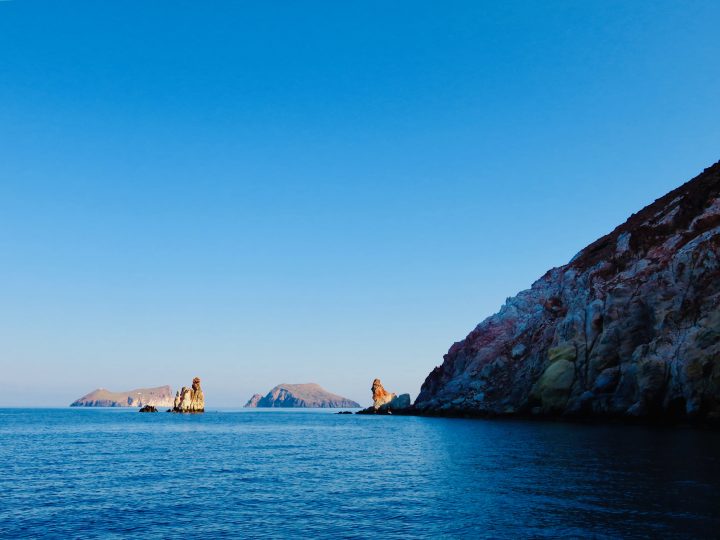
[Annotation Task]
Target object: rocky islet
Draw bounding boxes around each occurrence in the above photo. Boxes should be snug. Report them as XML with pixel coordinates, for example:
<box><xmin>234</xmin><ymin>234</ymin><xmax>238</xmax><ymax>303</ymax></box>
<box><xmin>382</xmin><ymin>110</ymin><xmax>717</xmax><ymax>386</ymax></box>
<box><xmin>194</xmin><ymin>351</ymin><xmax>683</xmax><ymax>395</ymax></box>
<box><xmin>171</xmin><ymin>377</ymin><xmax>205</xmax><ymax>413</ymax></box>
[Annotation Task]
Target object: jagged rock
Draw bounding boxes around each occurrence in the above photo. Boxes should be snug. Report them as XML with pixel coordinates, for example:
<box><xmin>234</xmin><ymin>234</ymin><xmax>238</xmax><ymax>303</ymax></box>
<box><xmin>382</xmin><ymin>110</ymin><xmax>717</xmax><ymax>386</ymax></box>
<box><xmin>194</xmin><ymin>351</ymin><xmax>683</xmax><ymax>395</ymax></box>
<box><xmin>357</xmin><ymin>380</ymin><xmax>410</xmax><ymax>414</ymax></box>
<box><xmin>171</xmin><ymin>377</ymin><xmax>205</xmax><ymax>413</ymax></box>
<box><xmin>70</xmin><ymin>386</ymin><xmax>173</xmax><ymax>408</ymax></box>
<box><xmin>244</xmin><ymin>383</ymin><xmax>360</xmax><ymax>408</ymax></box>
<box><xmin>138</xmin><ymin>405</ymin><xmax>158</xmax><ymax>413</ymax></box>
<box><xmin>378</xmin><ymin>393</ymin><xmax>412</xmax><ymax>413</ymax></box>
<box><xmin>371</xmin><ymin>378</ymin><xmax>395</xmax><ymax>409</ymax></box>
<box><xmin>415</xmin><ymin>161</ymin><xmax>720</xmax><ymax>424</ymax></box>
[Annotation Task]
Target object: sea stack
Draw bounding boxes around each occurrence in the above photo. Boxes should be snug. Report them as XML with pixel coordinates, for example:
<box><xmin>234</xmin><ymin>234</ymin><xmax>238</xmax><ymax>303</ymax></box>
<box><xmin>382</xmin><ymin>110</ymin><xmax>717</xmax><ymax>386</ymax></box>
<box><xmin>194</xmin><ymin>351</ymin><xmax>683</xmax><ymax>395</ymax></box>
<box><xmin>172</xmin><ymin>376</ymin><xmax>205</xmax><ymax>413</ymax></box>
<box><xmin>415</xmin><ymin>161</ymin><xmax>720</xmax><ymax>423</ymax></box>
<box><xmin>371</xmin><ymin>378</ymin><xmax>395</xmax><ymax>409</ymax></box>
<box><xmin>358</xmin><ymin>379</ymin><xmax>411</xmax><ymax>414</ymax></box>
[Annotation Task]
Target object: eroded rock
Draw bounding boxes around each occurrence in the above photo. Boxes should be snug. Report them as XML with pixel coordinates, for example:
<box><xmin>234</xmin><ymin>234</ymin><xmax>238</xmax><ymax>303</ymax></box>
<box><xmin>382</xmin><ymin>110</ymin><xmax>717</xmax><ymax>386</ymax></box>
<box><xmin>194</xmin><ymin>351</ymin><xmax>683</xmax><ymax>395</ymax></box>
<box><xmin>70</xmin><ymin>386</ymin><xmax>173</xmax><ymax>408</ymax></box>
<box><xmin>171</xmin><ymin>376</ymin><xmax>205</xmax><ymax>413</ymax></box>
<box><xmin>358</xmin><ymin>379</ymin><xmax>410</xmax><ymax>414</ymax></box>
<box><xmin>243</xmin><ymin>383</ymin><xmax>360</xmax><ymax>408</ymax></box>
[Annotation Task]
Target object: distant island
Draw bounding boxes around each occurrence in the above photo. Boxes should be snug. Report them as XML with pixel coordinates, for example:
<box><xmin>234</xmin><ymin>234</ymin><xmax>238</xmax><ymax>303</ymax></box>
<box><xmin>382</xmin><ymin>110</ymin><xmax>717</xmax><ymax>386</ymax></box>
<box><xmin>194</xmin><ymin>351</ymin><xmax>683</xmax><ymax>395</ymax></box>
<box><xmin>244</xmin><ymin>383</ymin><xmax>360</xmax><ymax>408</ymax></box>
<box><xmin>70</xmin><ymin>385</ymin><xmax>174</xmax><ymax>408</ymax></box>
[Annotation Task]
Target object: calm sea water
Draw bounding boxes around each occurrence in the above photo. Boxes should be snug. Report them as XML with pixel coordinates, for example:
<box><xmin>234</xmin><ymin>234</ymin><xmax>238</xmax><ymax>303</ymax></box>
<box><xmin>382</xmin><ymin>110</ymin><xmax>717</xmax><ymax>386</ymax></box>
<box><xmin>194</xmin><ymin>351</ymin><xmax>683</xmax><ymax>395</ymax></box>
<box><xmin>1</xmin><ymin>409</ymin><xmax>719</xmax><ymax>539</ymax></box>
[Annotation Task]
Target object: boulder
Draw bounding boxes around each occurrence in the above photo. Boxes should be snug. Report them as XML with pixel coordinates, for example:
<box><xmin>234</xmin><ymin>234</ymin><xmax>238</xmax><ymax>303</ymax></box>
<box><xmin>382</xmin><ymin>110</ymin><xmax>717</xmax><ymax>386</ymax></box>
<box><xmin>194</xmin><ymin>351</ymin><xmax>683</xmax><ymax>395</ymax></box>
<box><xmin>139</xmin><ymin>405</ymin><xmax>158</xmax><ymax>413</ymax></box>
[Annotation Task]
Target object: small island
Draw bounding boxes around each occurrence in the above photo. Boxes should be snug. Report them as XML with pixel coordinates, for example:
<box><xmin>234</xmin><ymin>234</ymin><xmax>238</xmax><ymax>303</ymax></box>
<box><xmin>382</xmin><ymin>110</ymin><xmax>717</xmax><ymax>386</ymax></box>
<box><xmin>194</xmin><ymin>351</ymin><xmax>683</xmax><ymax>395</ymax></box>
<box><xmin>244</xmin><ymin>383</ymin><xmax>360</xmax><ymax>408</ymax></box>
<box><xmin>70</xmin><ymin>385</ymin><xmax>174</xmax><ymax>408</ymax></box>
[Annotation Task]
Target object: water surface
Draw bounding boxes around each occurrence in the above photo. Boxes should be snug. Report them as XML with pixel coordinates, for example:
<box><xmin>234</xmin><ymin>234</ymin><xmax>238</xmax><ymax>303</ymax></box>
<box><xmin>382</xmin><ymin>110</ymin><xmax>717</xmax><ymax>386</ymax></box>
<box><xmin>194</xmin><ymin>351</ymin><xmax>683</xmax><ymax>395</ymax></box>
<box><xmin>1</xmin><ymin>408</ymin><xmax>719</xmax><ymax>538</ymax></box>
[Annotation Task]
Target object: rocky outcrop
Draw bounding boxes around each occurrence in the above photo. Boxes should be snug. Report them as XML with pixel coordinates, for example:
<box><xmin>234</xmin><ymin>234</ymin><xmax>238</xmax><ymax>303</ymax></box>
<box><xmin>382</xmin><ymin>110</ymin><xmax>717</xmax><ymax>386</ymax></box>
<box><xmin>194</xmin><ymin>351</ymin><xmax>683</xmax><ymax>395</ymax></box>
<box><xmin>139</xmin><ymin>405</ymin><xmax>158</xmax><ymax>413</ymax></box>
<box><xmin>70</xmin><ymin>386</ymin><xmax>173</xmax><ymax>408</ymax></box>
<box><xmin>358</xmin><ymin>379</ymin><xmax>411</xmax><ymax>414</ymax></box>
<box><xmin>172</xmin><ymin>377</ymin><xmax>205</xmax><ymax>413</ymax></box>
<box><xmin>415</xmin><ymin>161</ymin><xmax>720</xmax><ymax>424</ymax></box>
<box><xmin>371</xmin><ymin>378</ymin><xmax>395</xmax><ymax>409</ymax></box>
<box><xmin>244</xmin><ymin>383</ymin><xmax>360</xmax><ymax>408</ymax></box>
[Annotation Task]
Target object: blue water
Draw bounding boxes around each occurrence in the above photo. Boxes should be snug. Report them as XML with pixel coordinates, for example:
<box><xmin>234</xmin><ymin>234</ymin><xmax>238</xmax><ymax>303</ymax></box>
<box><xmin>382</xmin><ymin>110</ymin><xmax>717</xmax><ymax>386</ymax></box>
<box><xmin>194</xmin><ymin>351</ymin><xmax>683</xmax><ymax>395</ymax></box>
<box><xmin>1</xmin><ymin>409</ymin><xmax>719</xmax><ymax>539</ymax></box>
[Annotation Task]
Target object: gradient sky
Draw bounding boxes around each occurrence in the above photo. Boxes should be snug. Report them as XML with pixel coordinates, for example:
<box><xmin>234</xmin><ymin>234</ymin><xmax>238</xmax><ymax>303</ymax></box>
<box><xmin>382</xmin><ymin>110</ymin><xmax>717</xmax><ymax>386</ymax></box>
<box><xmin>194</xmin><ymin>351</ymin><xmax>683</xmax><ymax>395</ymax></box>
<box><xmin>1</xmin><ymin>1</ymin><xmax>719</xmax><ymax>407</ymax></box>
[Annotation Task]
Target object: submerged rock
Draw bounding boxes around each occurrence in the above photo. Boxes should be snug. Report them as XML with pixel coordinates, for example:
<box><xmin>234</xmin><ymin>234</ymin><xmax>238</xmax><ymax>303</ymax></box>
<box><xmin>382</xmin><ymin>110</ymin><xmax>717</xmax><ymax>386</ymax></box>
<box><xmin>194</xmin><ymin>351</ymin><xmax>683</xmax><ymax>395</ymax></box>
<box><xmin>171</xmin><ymin>377</ymin><xmax>205</xmax><ymax>413</ymax></box>
<box><xmin>415</xmin><ymin>161</ymin><xmax>720</xmax><ymax>424</ymax></box>
<box><xmin>139</xmin><ymin>405</ymin><xmax>158</xmax><ymax>413</ymax></box>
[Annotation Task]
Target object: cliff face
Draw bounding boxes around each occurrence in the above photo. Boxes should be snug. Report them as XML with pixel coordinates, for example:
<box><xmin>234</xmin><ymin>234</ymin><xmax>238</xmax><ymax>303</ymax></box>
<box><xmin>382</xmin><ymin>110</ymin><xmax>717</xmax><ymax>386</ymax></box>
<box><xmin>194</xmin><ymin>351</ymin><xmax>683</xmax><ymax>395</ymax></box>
<box><xmin>70</xmin><ymin>386</ymin><xmax>173</xmax><ymax>408</ymax></box>
<box><xmin>244</xmin><ymin>383</ymin><xmax>360</xmax><ymax>408</ymax></box>
<box><xmin>172</xmin><ymin>377</ymin><xmax>205</xmax><ymax>413</ymax></box>
<box><xmin>415</xmin><ymin>162</ymin><xmax>720</xmax><ymax>422</ymax></box>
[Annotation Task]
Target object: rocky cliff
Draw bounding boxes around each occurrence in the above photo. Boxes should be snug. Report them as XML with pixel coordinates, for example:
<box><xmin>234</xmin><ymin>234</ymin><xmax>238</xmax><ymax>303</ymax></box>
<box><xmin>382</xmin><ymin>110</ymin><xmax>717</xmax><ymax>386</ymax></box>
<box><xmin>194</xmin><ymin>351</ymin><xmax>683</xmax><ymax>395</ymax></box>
<box><xmin>371</xmin><ymin>378</ymin><xmax>395</xmax><ymax>408</ymax></box>
<box><xmin>244</xmin><ymin>383</ymin><xmax>360</xmax><ymax>408</ymax></box>
<box><xmin>172</xmin><ymin>377</ymin><xmax>205</xmax><ymax>413</ymax></box>
<box><xmin>70</xmin><ymin>386</ymin><xmax>173</xmax><ymax>408</ymax></box>
<box><xmin>415</xmin><ymin>161</ymin><xmax>720</xmax><ymax>423</ymax></box>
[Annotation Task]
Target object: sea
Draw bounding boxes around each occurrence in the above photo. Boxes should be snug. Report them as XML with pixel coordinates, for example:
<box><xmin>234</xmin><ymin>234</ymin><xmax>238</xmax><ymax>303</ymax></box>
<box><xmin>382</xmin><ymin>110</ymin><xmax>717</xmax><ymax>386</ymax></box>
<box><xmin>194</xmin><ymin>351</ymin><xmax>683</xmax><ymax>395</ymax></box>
<box><xmin>1</xmin><ymin>408</ymin><xmax>719</xmax><ymax>539</ymax></box>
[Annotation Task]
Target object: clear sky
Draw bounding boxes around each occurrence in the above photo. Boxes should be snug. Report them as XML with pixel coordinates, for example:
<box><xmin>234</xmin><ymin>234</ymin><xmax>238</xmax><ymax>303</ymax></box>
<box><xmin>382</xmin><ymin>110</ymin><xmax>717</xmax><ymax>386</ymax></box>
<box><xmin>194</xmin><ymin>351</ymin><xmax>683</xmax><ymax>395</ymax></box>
<box><xmin>1</xmin><ymin>1</ymin><xmax>719</xmax><ymax>407</ymax></box>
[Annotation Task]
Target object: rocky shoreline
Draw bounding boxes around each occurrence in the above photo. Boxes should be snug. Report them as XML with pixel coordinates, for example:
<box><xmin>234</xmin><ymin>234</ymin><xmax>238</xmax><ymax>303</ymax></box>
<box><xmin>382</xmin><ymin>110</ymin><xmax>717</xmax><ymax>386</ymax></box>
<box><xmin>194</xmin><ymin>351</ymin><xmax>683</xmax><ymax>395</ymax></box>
<box><xmin>409</xmin><ymin>161</ymin><xmax>720</xmax><ymax>425</ymax></box>
<box><xmin>349</xmin><ymin>163</ymin><xmax>720</xmax><ymax>428</ymax></box>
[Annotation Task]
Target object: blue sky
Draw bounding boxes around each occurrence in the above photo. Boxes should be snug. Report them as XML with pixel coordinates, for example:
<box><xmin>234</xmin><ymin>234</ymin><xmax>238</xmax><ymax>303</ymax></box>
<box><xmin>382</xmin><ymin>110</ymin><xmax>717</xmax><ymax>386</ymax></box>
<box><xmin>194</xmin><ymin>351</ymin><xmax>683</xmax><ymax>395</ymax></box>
<box><xmin>1</xmin><ymin>1</ymin><xmax>719</xmax><ymax>407</ymax></box>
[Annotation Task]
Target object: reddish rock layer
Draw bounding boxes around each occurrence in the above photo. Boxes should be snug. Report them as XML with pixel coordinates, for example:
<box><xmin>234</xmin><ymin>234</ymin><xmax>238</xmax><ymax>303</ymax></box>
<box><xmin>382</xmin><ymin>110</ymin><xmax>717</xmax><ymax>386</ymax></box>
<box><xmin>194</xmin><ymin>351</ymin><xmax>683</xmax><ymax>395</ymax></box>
<box><xmin>371</xmin><ymin>379</ymin><xmax>395</xmax><ymax>409</ymax></box>
<box><xmin>415</xmin><ymin>161</ymin><xmax>720</xmax><ymax>423</ymax></box>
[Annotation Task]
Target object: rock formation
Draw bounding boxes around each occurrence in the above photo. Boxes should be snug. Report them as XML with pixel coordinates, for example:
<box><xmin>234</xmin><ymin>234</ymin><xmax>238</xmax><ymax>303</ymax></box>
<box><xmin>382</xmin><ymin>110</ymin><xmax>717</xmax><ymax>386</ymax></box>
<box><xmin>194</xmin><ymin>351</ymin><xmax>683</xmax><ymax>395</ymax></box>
<box><xmin>243</xmin><ymin>383</ymin><xmax>360</xmax><ymax>408</ymax></box>
<box><xmin>139</xmin><ymin>405</ymin><xmax>158</xmax><ymax>413</ymax></box>
<box><xmin>172</xmin><ymin>377</ymin><xmax>205</xmax><ymax>413</ymax></box>
<box><xmin>357</xmin><ymin>379</ymin><xmax>411</xmax><ymax>414</ymax></box>
<box><xmin>371</xmin><ymin>378</ymin><xmax>395</xmax><ymax>409</ymax></box>
<box><xmin>415</xmin><ymin>161</ymin><xmax>720</xmax><ymax>423</ymax></box>
<box><xmin>70</xmin><ymin>386</ymin><xmax>173</xmax><ymax>408</ymax></box>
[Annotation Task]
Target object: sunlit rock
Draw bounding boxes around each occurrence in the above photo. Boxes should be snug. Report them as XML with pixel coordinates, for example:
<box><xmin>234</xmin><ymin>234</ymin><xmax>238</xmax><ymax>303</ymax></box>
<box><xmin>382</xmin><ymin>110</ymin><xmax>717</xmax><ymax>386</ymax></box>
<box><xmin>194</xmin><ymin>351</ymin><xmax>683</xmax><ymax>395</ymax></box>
<box><xmin>172</xmin><ymin>377</ymin><xmax>205</xmax><ymax>413</ymax></box>
<box><xmin>415</xmin><ymin>161</ymin><xmax>720</xmax><ymax>423</ymax></box>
